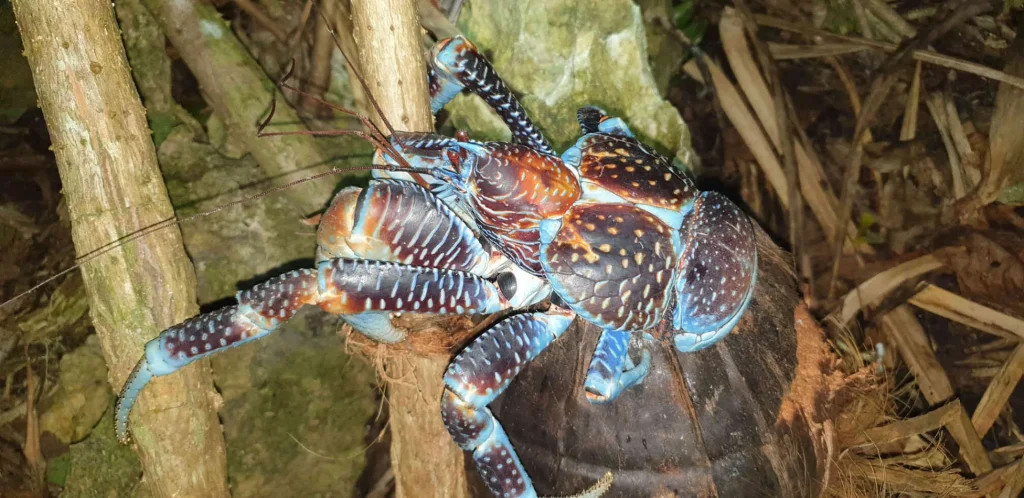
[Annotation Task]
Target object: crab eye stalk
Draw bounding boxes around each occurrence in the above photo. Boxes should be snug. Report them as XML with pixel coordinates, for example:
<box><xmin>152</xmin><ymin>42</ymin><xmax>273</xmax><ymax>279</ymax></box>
<box><xmin>495</xmin><ymin>272</ymin><xmax>517</xmax><ymax>301</ymax></box>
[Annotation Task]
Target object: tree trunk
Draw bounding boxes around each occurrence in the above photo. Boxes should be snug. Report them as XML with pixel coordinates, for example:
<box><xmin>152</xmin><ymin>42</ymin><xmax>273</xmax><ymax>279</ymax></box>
<box><xmin>10</xmin><ymin>1</ymin><xmax>230</xmax><ymax>496</ymax></box>
<box><xmin>349</xmin><ymin>1</ymin><xmax>472</xmax><ymax>496</ymax></box>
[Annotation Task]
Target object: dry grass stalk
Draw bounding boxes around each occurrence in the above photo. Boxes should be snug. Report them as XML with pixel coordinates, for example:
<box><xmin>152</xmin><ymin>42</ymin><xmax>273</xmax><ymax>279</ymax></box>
<box><xmin>718</xmin><ymin>8</ymin><xmax>864</xmax><ymax>255</ymax></box>
<box><xmin>836</xmin><ymin>455</ymin><xmax>973</xmax><ymax>496</ymax></box>
<box><xmin>900</xmin><ymin>62</ymin><xmax>923</xmax><ymax>141</ymax></box>
<box><xmin>824</xmin><ymin>56</ymin><xmax>873</xmax><ymax>145</ymax></box>
<box><xmin>943</xmin><ymin>89</ymin><xmax>977</xmax><ymax>178</ymax></box>
<box><xmin>754</xmin><ymin>14</ymin><xmax>1024</xmax><ymax>92</ymax></box>
<box><xmin>877</xmin><ymin>307</ymin><xmax>955</xmax><ymax>405</ymax></box>
<box><xmin>767</xmin><ymin>43</ymin><xmax>868</xmax><ymax>59</ymax></box>
<box><xmin>908</xmin><ymin>284</ymin><xmax>1024</xmax><ymax>341</ymax></box>
<box><xmin>826</xmin><ymin>373</ymin><xmax>975</xmax><ymax>497</ymax></box>
<box><xmin>850</xmin><ymin>398</ymin><xmax>992</xmax><ymax>476</ymax></box>
<box><xmin>970</xmin><ymin>343</ymin><xmax>1024</xmax><ymax>437</ymax></box>
<box><xmin>837</xmin><ymin>254</ymin><xmax>945</xmax><ymax>324</ymax></box>
<box><xmin>926</xmin><ymin>91</ymin><xmax>969</xmax><ymax>198</ymax></box>
<box><xmin>857</xmin><ymin>0</ymin><xmax>917</xmax><ymax>38</ymax></box>
<box><xmin>682</xmin><ymin>59</ymin><xmax>790</xmax><ymax>202</ymax></box>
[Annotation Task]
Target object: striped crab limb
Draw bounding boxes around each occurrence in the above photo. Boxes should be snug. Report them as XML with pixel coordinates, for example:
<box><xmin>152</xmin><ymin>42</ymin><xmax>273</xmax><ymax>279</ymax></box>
<box><xmin>672</xmin><ymin>191</ymin><xmax>757</xmax><ymax>352</ymax></box>
<box><xmin>115</xmin><ymin>258</ymin><xmax>510</xmax><ymax>444</ymax></box>
<box><xmin>428</xmin><ymin>36</ymin><xmax>554</xmax><ymax>156</ymax></box>
<box><xmin>441</xmin><ymin>306</ymin><xmax>609</xmax><ymax>498</ymax></box>
<box><xmin>583</xmin><ymin>329</ymin><xmax>651</xmax><ymax>403</ymax></box>
<box><xmin>316</xmin><ymin>179</ymin><xmax>533</xmax><ymax>339</ymax></box>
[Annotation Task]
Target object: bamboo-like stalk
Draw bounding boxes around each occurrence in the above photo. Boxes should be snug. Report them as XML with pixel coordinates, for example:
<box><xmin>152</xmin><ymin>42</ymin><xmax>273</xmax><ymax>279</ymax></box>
<box><xmin>349</xmin><ymin>1</ymin><xmax>472</xmax><ymax>496</ymax></box>
<box><xmin>10</xmin><ymin>1</ymin><xmax>230</xmax><ymax>496</ymax></box>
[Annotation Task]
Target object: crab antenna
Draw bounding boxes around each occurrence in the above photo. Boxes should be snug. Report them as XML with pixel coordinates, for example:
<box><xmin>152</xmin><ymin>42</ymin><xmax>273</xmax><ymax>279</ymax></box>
<box><xmin>0</xmin><ymin>160</ymin><xmax>437</xmax><ymax>312</ymax></box>
<box><xmin>260</xmin><ymin>49</ymin><xmax>414</xmax><ymax>171</ymax></box>
<box><xmin>264</xmin><ymin>77</ymin><xmax>415</xmax><ymax>171</ymax></box>
<box><xmin>313</xmin><ymin>2</ymin><xmax>408</xmax><ymax>147</ymax></box>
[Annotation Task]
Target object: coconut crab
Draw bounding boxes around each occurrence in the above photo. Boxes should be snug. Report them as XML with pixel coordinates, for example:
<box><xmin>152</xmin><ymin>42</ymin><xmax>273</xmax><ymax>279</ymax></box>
<box><xmin>114</xmin><ymin>35</ymin><xmax>757</xmax><ymax>498</ymax></box>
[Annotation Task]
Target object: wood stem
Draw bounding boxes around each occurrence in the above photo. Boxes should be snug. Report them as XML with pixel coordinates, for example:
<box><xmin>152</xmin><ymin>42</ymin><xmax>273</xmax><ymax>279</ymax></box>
<box><xmin>10</xmin><ymin>0</ymin><xmax>230</xmax><ymax>495</ymax></box>
<box><xmin>349</xmin><ymin>0</ymin><xmax>472</xmax><ymax>496</ymax></box>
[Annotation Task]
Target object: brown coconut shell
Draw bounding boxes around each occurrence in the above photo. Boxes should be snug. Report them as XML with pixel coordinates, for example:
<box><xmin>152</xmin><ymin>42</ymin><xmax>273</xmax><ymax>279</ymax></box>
<box><xmin>482</xmin><ymin>231</ymin><xmax>837</xmax><ymax>497</ymax></box>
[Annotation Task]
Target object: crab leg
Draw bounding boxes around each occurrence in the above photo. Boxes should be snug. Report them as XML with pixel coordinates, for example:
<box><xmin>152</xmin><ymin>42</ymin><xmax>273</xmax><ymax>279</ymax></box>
<box><xmin>441</xmin><ymin>306</ymin><xmax>573</xmax><ymax>498</ymax></box>
<box><xmin>115</xmin><ymin>258</ymin><xmax>509</xmax><ymax>443</ymax></box>
<box><xmin>582</xmin><ymin>329</ymin><xmax>652</xmax><ymax>403</ymax></box>
<box><xmin>429</xmin><ymin>36</ymin><xmax>554</xmax><ymax>156</ymax></box>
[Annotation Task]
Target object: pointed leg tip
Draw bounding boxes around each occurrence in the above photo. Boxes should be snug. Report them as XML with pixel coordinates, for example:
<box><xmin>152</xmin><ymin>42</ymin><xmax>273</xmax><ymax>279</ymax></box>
<box><xmin>114</xmin><ymin>357</ymin><xmax>154</xmax><ymax>446</ymax></box>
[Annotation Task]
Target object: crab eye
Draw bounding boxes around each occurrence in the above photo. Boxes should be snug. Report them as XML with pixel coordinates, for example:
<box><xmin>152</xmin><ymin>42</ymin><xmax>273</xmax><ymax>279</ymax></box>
<box><xmin>495</xmin><ymin>272</ymin><xmax>517</xmax><ymax>301</ymax></box>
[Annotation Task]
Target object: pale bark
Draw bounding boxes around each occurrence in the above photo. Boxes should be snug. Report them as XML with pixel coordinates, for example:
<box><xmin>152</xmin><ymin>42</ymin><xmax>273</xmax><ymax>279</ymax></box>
<box><xmin>10</xmin><ymin>1</ymin><xmax>230</xmax><ymax>496</ymax></box>
<box><xmin>350</xmin><ymin>0</ymin><xmax>472</xmax><ymax>496</ymax></box>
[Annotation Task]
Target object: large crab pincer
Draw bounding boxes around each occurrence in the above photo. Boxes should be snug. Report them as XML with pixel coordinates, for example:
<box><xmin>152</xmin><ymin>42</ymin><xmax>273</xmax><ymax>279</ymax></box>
<box><xmin>115</xmin><ymin>36</ymin><xmax>757</xmax><ymax>498</ymax></box>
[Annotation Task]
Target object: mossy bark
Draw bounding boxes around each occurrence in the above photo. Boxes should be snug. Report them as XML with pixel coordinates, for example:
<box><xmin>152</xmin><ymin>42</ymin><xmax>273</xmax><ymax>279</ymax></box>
<box><xmin>10</xmin><ymin>1</ymin><xmax>229</xmax><ymax>496</ymax></box>
<box><xmin>350</xmin><ymin>0</ymin><xmax>472</xmax><ymax>496</ymax></box>
<box><xmin>139</xmin><ymin>0</ymin><xmax>336</xmax><ymax>216</ymax></box>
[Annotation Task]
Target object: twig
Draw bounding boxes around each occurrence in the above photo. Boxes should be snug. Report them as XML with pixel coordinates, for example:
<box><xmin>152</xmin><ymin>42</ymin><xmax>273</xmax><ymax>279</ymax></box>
<box><xmin>755</xmin><ymin>14</ymin><xmax>1024</xmax><ymax>90</ymax></box>
<box><xmin>908</xmin><ymin>284</ymin><xmax>1024</xmax><ymax>341</ymax></box>
<box><xmin>22</xmin><ymin>348</ymin><xmax>46</xmax><ymax>496</ymax></box>
<box><xmin>971</xmin><ymin>343</ymin><xmax>1024</xmax><ymax>437</ymax></box>
<box><xmin>301</xmin><ymin>0</ymin><xmax>335</xmax><ymax>114</ymax></box>
<box><xmin>719</xmin><ymin>8</ymin><xmax>864</xmax><ymax>255</ymax></box>
<box><xmin>232</xmin><ymin>0</ymin><xmax>288</xmax><ymax>42</ymax></box>
<box><xmin>926</xmin><ymin>91</ymin><xmax>967</xmax><ymax>198</ymax></box>
<box><xmin>880</xmin><ymin>307</ymin><xmax>955</xmax><ymax>405</ymax></box>
<box><xmin>858</xmin><ymin>0</ymin><xmax>917</xmax><ymax>38</ymax></box>
<box><xmin>824</xmin><ymin>56</ymin><xmax>873</xmax><ymax>143</ymax></box>
<box><xmin>836</xmin><ymin>253</ymin><xmax>945</xmax><ymax>325</ymax></box>
<box><xmin>900</xmin><ymin>61</ymin><xmax>923</xmax><ymax>140</ymax></box>
<box><xmin>827</xmin><ymin>0</ymin><xmax>997</xmax><ymax>299</ymax></box>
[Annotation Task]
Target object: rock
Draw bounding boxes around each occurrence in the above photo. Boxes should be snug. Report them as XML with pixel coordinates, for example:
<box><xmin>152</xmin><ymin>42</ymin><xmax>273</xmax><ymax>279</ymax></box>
<box><xmin>445</xmin><ymin>0</ymin><xmax>693</xmax><ymax>167</ymax></box>
<box><xmin>62</xmin><ymin>402</ymin><xmax>144</xmax><ymax>498</ymax></box>
<box><xmin>40</xmin><ymin>336</ymin><xmax>111</xmax><ymax>445</ymax></box>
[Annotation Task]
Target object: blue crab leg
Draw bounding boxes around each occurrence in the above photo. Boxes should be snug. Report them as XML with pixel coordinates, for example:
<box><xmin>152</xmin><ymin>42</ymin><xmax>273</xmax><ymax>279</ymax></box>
<box><xmin>582</xmin><ymin>329</ymin><xmax>652</xmax><ymax>403</ymax></box>
<box><xmin>673</xmin><ymin>191</ymin><xmax>757</xmax><ymax>352</ymax></box>
<box><xmin>441</xmin><ymin>307</ymin><xmax>591</xmax><ymax>498</ymax></box>
<box><xmin>428</xmin><ymin>36</ymin><xmax>555</xmax><ymax>156</ymax></box>
<box><xmin>115</xmin><ymin>258</ymin><xmax>509</xmax><ymax>443</ymax></box>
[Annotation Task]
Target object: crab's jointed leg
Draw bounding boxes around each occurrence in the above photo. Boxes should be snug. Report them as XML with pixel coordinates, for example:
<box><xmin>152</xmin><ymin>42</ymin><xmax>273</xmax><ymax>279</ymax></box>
<box><xmin>116</xmin><ymin>180</ymin><xmax>516</xmax><ymax>444</ymax></box>
<box><xmin>441</xmin><ymin>307</ymin><xmax>574</xmax><ymax>498</ymax></box>
<box><xmin>115</xmin><ymin>258</ymin><xmax>509</xmax><ymax>442</ymax></box>
<box><xmin>583</xmin><ymin>329</ymin><xmax>652</xmax><ymax>403</ymax></box>
<box><xmin>428</xmin><ymin>36</ymin><xmax>554</xmax><ymax>156</ymax></box>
